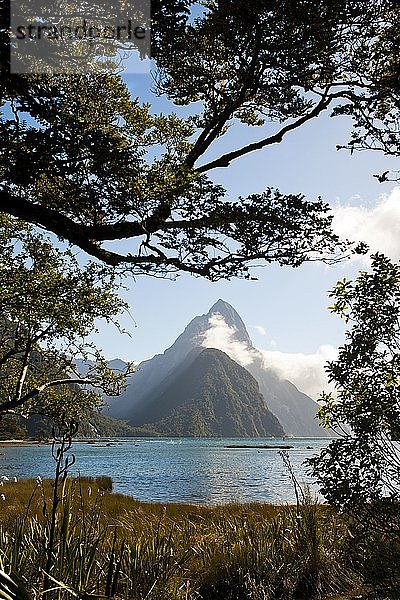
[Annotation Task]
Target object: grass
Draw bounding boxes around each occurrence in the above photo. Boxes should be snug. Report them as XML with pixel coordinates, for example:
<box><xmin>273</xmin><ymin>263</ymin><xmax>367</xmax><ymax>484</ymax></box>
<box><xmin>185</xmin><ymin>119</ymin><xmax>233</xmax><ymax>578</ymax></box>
<box><xmin>0</xmin><ymin>478</ymin><xmax>399</xmax><ymax>599</ymax></box>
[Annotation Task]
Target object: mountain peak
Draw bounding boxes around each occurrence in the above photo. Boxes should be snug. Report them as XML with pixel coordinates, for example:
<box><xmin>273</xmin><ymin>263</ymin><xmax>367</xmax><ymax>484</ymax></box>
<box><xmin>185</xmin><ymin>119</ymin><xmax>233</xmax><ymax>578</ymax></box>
<box><xmin>106</xmin><ymin>299</ymin><xmax>330</xmax><ymax>437</ymax></box>
<box><xmin>208</xmin><ymin>299</ymin><xmax>234</xmax><ymax>314</ymax></box>
<box><xmin>207</xmin><ymin>299</ymin><xmax>252</xmax><ymax>346</ymax></box>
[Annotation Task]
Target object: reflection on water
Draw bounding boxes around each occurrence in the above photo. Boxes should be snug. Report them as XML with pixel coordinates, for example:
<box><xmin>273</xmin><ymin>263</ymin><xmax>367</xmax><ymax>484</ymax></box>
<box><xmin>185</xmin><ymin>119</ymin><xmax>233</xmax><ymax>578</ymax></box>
<box><xmin>0</xmin><ymin>437</ymin><xmax>330</xmax><ymax>504</ymax></box>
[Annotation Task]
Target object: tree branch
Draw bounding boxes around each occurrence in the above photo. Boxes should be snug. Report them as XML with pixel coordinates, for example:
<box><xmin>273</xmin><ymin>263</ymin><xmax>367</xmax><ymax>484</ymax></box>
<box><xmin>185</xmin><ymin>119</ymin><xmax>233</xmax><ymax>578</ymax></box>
<box><xmin>196</xmin><ymin>95</ymin><xmax>331</xmax><ymax>172</ymax></box>
<box><xmin>185</xmin><ymin>102</ymin><xmax>242</xmax><ymax>168</ymax></box>
<box><xmin>0</xmin><ymin>189</ymin><xmax>174</xmax><ymax>244</ymax></box>
<box><xmin>185</xmin><ymin>30</ymin><xmax>263</xmax><ymax>168</ymax></box>
<box><xmin>0</xmin><ymin>377</ymin><xmax>93</xmax><ymax>414</ymax></box>
<box><xmin>15</xmin><ymin>335</ymin><xmax>32</xmax><ymax>402</ymax></box>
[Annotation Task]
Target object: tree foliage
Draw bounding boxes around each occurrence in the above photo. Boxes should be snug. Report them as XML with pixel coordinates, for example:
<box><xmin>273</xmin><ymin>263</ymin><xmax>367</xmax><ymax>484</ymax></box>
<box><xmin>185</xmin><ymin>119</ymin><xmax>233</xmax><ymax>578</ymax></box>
<box><xmin>0</xmin><ymin>215</ymin><xmax>132</xmax><ymax>422</ymax></box>
<box><xmin>332</xmin><ymin>1</ymin><xmax>400</xmax><ymax>181</ymax></box>
<box><xmin>4</xmin><ymin>1</ymin><xmax>400</xmax><ymax>278</ymax></box>
<box><xmin>309</xmin><ymin>254</ymin><xmax>400</xmax><ymax>510</ymax></box>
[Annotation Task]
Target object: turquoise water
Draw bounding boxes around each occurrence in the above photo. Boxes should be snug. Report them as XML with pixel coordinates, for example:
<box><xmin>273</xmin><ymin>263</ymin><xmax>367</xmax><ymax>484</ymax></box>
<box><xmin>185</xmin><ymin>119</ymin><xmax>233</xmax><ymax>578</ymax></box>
<box><xmin>0</xmin><ymin>437</ymin><xmax>330</xmax><ymax>504</ymax></box>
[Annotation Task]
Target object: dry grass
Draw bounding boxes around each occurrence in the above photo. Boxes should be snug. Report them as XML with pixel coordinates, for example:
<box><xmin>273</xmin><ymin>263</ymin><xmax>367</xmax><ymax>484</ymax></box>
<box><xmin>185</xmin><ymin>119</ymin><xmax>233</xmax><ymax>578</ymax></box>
<box><xmin>0</xmin><ymin>478</ymin><xmax>399</xmax><ymax>599</ymax></box>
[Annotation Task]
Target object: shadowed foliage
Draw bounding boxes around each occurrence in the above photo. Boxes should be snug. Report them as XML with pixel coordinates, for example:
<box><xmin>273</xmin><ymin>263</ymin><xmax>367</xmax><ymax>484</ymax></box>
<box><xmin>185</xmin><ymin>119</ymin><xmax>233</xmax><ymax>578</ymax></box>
<box><xmin>5</xmin><ymin>2</ymin><xmax>400</xmax><ymax>278</ymax></box>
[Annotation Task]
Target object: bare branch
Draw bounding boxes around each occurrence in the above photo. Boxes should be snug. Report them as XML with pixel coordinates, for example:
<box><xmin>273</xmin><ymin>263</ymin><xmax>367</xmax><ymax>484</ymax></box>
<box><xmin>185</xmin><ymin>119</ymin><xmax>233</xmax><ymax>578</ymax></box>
<box><xmin>14</xmin><ymin>331</ymin><xmax>33</xmax><ymax>402</ymax></box>
<box><xmin>0</xmin><ymin>377</ymin><xmax>93</xmax><ymax>413</ymax></box>
<box><xmin>196</xmin><ymin>95</ymin><xmax>332</xmax><ymax>172</ymax></box>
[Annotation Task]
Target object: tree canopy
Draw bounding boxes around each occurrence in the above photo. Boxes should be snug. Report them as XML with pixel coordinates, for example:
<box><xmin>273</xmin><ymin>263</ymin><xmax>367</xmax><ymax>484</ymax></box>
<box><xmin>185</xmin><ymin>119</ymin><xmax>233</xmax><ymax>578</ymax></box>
<box><xmin>3</xmin><ymin>1</ymin><xmax>400</xmax><ymax>278</ymax></box>
<box><xmin>0</xmin><ymin>215</ymin><xmax>132</xmax><ymax>422</ymax></box>
<box><xmin>309</xmin><ymin>254</ymin><xmax>400</xmax><ymax>510</ymax></box>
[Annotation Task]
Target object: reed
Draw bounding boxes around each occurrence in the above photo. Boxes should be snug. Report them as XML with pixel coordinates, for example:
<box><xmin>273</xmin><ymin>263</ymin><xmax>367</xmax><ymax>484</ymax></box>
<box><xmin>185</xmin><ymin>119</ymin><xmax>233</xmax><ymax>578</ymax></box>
<box><xmin>0</xmin><ymin>477</ymin><xmax>398</xmax><ymax>599</ymax></box>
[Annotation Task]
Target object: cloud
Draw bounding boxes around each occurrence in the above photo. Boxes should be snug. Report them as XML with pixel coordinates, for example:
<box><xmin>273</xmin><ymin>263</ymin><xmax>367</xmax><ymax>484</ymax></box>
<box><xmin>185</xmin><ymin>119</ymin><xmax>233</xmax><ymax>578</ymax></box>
<box><xmin>202</xmin><ymin>313</ymin><xmax>256</xmax><ymax>367</ymax></box>
<box><xmin>202</xmin><ymin>314</ymin><xmax>337</xmax><ymax>400</ymax></box>
<box><xmin>333</xmin><ymin>187</ymin><xmax>400</xmax><ymax>261</ymax></box>
<box><xmin>260</xmin><ymin>345</ymin><xmax>338</xmax><ymax>400</ymax></box>
<box><xmin>253</xmin><ymin>325</ymin><xmax>267</xmax><ymax>336</ymax></box>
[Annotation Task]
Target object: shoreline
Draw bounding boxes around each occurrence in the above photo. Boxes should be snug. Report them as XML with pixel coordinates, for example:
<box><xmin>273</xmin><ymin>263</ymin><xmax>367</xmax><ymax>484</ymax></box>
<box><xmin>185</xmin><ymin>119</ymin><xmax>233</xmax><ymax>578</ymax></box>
<box><xmin>0</xmin><ymin>439</ymin><xmax>50</xmax><ymax>447</ymax></box>
<box><xmin>0</xmin><ymin>438</ymin><xmax>319</xmax><ymax>449</ymax></box>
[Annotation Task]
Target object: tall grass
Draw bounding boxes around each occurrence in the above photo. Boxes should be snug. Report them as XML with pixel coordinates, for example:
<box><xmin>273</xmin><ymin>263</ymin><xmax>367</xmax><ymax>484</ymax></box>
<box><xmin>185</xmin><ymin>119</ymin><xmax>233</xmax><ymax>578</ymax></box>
<box><xmin>0</xmin><ymin>477</ymin><xmax>398</xmax><ymax>599</ymax></box>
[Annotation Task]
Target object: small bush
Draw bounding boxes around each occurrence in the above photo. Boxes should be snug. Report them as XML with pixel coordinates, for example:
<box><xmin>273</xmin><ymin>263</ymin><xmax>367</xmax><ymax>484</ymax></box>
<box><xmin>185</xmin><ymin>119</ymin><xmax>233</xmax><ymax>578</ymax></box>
<box><xmin>93</xmin><ymin>475</ymin><xmax>113</xmax><ymax>491</ymax></box>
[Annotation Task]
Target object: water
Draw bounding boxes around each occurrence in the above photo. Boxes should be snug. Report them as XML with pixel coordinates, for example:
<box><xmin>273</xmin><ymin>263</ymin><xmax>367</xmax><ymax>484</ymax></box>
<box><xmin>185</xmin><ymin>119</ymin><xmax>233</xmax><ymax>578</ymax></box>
<box><xmin>0</xmin><ymin>437</ymin><xmax>330</xmax><ymax>504</ymax></box>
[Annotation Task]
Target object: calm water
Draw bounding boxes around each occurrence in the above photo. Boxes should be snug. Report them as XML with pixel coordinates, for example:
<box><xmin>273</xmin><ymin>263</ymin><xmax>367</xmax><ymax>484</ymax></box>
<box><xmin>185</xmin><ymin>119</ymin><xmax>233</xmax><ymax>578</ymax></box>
<box><xmin>0</xmin><ymin>437</ymin><xmax>330</xmax><ymax>504</ymax></box>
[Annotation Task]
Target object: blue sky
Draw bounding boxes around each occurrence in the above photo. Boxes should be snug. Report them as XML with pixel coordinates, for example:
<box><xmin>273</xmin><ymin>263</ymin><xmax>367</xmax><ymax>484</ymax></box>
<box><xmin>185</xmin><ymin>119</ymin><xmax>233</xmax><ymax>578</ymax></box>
<box><xmin>90</xmin><ymin>72</ymin><xmax>399</xmax><ymax>398</ymax></box>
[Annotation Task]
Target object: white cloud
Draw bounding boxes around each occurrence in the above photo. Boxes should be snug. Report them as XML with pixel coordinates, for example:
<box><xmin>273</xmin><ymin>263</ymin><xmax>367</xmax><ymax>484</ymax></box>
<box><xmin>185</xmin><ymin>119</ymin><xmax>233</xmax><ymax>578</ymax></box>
<box><xmin>253</xmin><ymin>325</ymin><xmax>267</xmax><ymax>336</ymax></box>
<box><xmin>260</xmin><ymin>345</ymin><xmax>338</xmax><ymax>400</ymax></box>
<box><xmin>202</xmin><ymin>314</ymin><xmax>337</xmax><ymax>400</ymax></box>
<box><xmin>202</xmin><ymin>313</ymin><xmax>256</xmax><ymax>367</ymax></box>
<box><xmin>333</xmin><ymin>187</ymin><xmax>400</xmax><ymax>261</ymax></box>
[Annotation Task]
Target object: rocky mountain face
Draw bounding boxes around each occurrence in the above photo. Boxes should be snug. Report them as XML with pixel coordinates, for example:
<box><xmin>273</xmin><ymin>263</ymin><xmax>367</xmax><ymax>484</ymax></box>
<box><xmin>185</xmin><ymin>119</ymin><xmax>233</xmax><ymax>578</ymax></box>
<box><xmin>132</xmin><ymin>348</ymin><xmax>284</xmax><ymax>437</ymax></box>
<box><xmin>107</xmin><ymin>300</ymin><xmax>330</xmax><ymax>437</ymax></box>
<box><xmin>106</xmin><ymin>298</ymin><xmax>250</xmax><ymax>420</ymax></box>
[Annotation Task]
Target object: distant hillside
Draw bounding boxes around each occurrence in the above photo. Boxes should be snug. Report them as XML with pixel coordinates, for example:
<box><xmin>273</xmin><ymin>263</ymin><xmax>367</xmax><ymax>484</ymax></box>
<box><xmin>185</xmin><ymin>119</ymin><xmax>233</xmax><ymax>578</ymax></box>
<box><xmin>0</xmin><ymin>411</ymin><xmax>138</xmax><ymax>440</ymax></box>
<box><xmin>76</xmin><ymin>411</ymin><xmax>138</xmax><ymax>438</ymax></box>
<box><xmin>107</xmin><ymin>300</ymin><xmax>331</xmax><ymax>437</ymax></box>
<box><xmin>134</xmin><ymin>348</ymin><xmax>284</xmax><ymax>437</ymax></box>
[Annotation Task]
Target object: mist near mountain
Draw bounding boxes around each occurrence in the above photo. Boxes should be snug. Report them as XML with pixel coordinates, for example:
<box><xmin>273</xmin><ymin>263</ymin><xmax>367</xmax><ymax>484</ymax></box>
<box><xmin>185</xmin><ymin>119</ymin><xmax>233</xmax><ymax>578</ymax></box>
<box><xmin>107</xmin><ymin>300</ymin><xmax>331</xmax><ymax>437</ymax></box>
<box><xmin>200</xmin><ymin>309</ymin><xmax>331</xmax><ymax>437</ymax></box>
<box><xmin>203</xmin><ymin>314</ymin><xmax>336</xmax><ymax>401</ymax></box>
<box><xmin>135</xmin><ymin>348</ymin><xmax>284</xmax><ymax>437</ymax></box>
